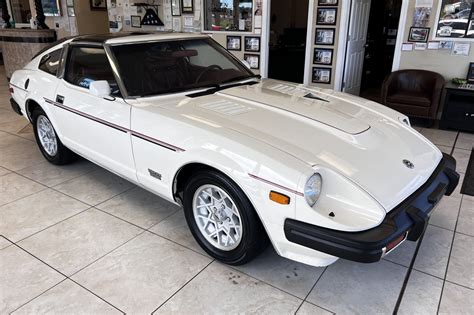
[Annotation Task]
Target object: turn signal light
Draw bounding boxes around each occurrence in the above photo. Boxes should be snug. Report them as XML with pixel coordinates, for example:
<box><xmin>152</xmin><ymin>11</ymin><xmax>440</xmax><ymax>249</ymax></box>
<box><xmin>269</xmin><ymin>191</ymin><xmax>290</xmax><ymax>205</ymax></box>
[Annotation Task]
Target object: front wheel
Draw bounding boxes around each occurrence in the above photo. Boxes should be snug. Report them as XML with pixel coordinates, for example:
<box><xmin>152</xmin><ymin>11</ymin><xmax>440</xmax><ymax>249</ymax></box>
<box><xmin>32</xmin><ymin>108</ymin><xmax>75</xmax><ymax>165</ymax></box>
<box><xmin>183</xmin><ymin>170</ymin><xmax>267</xmax><ymax>265</ymax></box>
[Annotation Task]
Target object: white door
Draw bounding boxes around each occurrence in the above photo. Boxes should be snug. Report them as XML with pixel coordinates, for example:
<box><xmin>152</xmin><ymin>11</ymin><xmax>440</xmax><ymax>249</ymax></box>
<box><xmin>343</xmin><ymin>0</ymin><xmax>371</xmax><ymax>95</ymax></box>
<box><xmin>52</xmin><ymin>45</ymin><xmax>136</xmax><ymax>182</ymax></box>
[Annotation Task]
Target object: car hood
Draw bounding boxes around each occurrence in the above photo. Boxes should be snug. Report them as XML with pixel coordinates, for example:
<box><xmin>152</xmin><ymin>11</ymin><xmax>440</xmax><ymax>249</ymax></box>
<box><xmin>146</xmin><ymin>79</ymin><xmax>442</xmax><ymax>212</ymax></box>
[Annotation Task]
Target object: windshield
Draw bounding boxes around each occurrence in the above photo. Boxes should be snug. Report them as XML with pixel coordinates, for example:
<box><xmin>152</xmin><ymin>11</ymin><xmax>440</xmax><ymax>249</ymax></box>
<box><xmin>110</xmin><ymin>38</ymin><xmax>254</xmax><ymax>97</ymax></box>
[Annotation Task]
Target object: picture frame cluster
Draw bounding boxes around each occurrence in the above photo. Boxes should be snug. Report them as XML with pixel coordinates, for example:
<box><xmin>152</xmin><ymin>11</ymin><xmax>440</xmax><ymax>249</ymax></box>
<box><xmin>313</xmin><ymin>0</ymin><xmax>338</xmax><ymax>84</ymax></box>
<box><xmin>226</xmin><ymin>36</ymin><xmax>261</xmax><ymax>69</ymax></box>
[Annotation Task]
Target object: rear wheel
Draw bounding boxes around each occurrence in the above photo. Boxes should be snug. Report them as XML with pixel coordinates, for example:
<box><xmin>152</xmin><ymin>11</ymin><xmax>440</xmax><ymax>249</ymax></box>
<box><xmin>183</xmin><ymin>170</ymin><xmax>267</xmax><ymax>265</ymax></box>
<box><xmin>32</xmin><ymin>108</ymin><xmax>75</xmax><ymax>165</ymax></box>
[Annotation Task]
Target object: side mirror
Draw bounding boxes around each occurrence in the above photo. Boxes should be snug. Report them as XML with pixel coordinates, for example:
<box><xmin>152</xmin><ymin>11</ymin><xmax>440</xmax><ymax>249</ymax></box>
<box><xmin>89</xmin><ymin>80</ymin><xmax>111</xmax><ymax>98</ymax></box>
<box><xmin>241</xmin><ymin>60</ymin><xmax>251</xmax><ymax>69</ymax></box>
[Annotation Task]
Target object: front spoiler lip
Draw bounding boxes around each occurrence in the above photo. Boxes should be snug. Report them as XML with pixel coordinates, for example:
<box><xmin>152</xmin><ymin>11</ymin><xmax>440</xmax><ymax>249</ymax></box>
<box><xmin>284</xmin><ymin>153</ymin><xmax>460</xmax><ymax>263</ymax></box>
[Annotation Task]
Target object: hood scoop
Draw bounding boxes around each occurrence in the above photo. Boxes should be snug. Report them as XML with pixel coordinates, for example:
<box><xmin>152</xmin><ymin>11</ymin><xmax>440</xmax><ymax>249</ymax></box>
<box><xmin>304</xmin><ymin>92</ymin><xmax>329</xmax><ymax>102</ymax></box>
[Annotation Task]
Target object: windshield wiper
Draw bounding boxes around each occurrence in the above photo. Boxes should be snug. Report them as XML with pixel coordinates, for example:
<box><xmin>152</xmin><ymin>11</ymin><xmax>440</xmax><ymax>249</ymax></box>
<box><xmin>220</xmin><ymin>74</ymin><xmax>261</xmax><ymax>85</ymax></box>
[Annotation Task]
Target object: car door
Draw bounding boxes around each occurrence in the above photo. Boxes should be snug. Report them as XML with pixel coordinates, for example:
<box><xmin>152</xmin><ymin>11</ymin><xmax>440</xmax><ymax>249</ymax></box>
<box><xmin>52</xmin><ymin>44</ymin><xmax>136</xmax><ymax>182</ymax></box>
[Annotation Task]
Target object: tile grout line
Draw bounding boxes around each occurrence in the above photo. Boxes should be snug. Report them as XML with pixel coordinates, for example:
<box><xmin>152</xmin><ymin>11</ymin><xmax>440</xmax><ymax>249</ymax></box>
<box><xmin>294</xmin><ymin>267</ymin><xmax>330</xmax><ymax>314</ymax></box>
<box><xmin>150</xmin><ymin>259</ymin><xmax>215</xmax><ymax>314</ymax></box>
<box><xmin>436</xmin><ymin>194</ymin><xmax>465</xmax><ymax>313</ymax></box>
<box><xmin>8</xmin><ymin>278</ymin><xmax>70</xmax><ymax>314</ymax></box>
<box><xmin>392</xmin><ymin>228</ymin><xmax>427</xmax><ymax>313</ymax></box>
<box><xmin>6</xmin><ymin>240</ymin><xmax>126</xmax><ymax>314</ymax></box>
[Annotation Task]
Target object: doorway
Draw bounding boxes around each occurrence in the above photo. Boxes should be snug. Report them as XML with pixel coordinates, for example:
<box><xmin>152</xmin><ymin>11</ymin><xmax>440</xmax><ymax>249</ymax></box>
<box><xmin>268</xmin><ymin>0</ymin><xmax>310</xmax><ymax>83</ymax></box>
<box><xmin>342</xmin><ymin>0</ymin><xmax>402</xmax><ymax>100</ymax></box>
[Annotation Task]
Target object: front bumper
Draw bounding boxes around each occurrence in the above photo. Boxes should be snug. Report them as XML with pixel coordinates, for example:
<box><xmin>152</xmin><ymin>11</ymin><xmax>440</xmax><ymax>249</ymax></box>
<box><xmin>284</xmin><ymin>153</ymin><xmax>459</xmax><ymax>263</ymax></box>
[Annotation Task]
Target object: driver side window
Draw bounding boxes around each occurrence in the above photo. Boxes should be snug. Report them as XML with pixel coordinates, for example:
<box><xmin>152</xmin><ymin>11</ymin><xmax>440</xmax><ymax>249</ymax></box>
<box><xmin>65</xmin><ymin>46</ymin><xmax>117</xmax><ymax>91</ymax></box>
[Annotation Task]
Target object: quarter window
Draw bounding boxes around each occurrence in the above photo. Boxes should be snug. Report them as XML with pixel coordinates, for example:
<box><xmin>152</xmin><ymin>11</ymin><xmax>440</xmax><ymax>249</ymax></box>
<box><xmin>65</xmin><ymin>46</ymin><xmax>116</xmax><ymax>89</ymax></box>
<box><xmin>39</xmin><ymin>49</ymin><xmax>62</xmax><ymax>76</ymax></box>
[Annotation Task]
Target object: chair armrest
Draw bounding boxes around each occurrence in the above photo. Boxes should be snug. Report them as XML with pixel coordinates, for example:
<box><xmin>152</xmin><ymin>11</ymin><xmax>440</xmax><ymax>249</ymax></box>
<box><xmin>381</xmin><ymin>74</ymin><xmax>397</xmax><ymax>104</ymax></box>
<box><xmin>428</xmin><ymin>76</ymin><xmax>445</xmax><ymax>117</ymax></box>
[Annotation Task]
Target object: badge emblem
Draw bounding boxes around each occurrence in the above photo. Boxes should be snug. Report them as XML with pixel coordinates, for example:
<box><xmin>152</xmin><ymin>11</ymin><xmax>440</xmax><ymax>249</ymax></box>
<box><xmin>403</xmin><ymin>159</ymin><xmax>414</xmax><ymax>169</ymax></box>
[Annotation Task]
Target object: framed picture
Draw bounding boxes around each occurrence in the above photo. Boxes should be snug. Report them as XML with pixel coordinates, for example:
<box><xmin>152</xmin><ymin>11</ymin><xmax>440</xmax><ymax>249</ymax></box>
<box><xmin>171</xmin><ymin>0</ymin><xmax>181</xmax><ymax>16</ymax></box>
<box><xmin>41</xmin><ymin>0</ymin><xmax>61</xmax><ymax>16</ymax></box>
<box><xmin>245</xmin><ymin>36</ymin><xmax>261</xmax><ymax>52</ymax></box>
<box><xmin>315</xmin><ymin>28</ymin><xmax>335</xmax><ymax>45</ymax></box>
<box><xmin>316</xmin><ymin>8</ymin><xmax>337</xmax><ymax>25</ymax></box>
<box><xmin>67</xmin><ymin>6</ymin><xmax>75</xmax><ymax>17</ymax></box>
<box><xmin>244</xmin><ymin>54</ymin><xmax>260</xmax><ymax>70</ymax></box>
<box><xmin>408</xmin><ymin>27</ymin><xmax>430</xmax><ymax>42</ymax></box>
<box><xmin>467</xmin><ymin>62</ymin><xmax>474</xmax><ymax>83</ymax></box>
<box><xmin>90</xmin><ymin>0</ymin><xmax>107</xmax><ymax>10</ymax></box>
<box><xmin>66</xmin><ymin>0</ymin><xmax>74</xmax><ymax>6</ymax></box>
<box><xmin>131</xmin><ymin>15</ymin><xmax>141</xmax><ymax>28</ymax></box>
<box><xmin>313</xmin><ymin>48</ymin><xmax>333</xmax><ymax>65</ymax></box>
<box><xmin>312</xmin><ymin>67</ymin><xmax>332</xmax><ymax>84</ymax></box>
<box><xmin>318</xmin><ymin>0</ymin><xmax>338</xmax><ymax>6</ymax></box>
<box><xmin>227</xmin><ymin>36</ymin><xmax>241</xmax><ymax>51</ymax></box>
<box><xmin>182</xmin><ymin>0</ymin><xmax>194</xmax><ymax>14</ymax></box>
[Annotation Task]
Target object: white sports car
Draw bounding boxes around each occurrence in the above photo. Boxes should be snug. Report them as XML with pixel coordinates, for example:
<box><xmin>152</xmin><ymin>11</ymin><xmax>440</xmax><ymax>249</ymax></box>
<box><xmin>9</xmin><ymin>33</ymin><xmax>459</xmax><ymax>267</ymax></box>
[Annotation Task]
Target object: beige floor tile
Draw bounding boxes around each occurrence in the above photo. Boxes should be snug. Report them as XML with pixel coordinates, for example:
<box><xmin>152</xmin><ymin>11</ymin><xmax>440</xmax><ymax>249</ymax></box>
<box><xmin>149</xmin><ymin>210</ymin><xmax>206</xmax><ymax>255</ymax></box>
<box><xmin>0</xmin><ymin>173</ymin><xmax>45</xmax><ymax>207</ymax></box>
<box><xmin>0</xmin><ymin>166</ymin><xmax>10</xmax><ymax>177</ymax></box>
<box><xmin>235</xmin><ymin>247</ymin><xmax>325</xmax><ymax>299</ymax></box>
<box><xmin>307</xmin><ymin>259</ymin><xmax>407</xmax><ymax>314</ymax></box>
<box><xmin>383</xmin><ymin>239</ymin><xmax>417</xmax><ymax>267</ymax></box>
<box><xmin>439</xmin><ymin>282</ymin><xmax>474</xmax><ymax>314</ymax></box>
<box><xmin>430</xmin><ymin>195</ymin><xmax>462</xmax><ymax>231</ymax></box>
<box><xmin>456</xmin><ymin>197</ymin><xmax>473</xmax><ymax>236</ymax></box>
<box><xmin>420</xmin><ymin>128</ymin><xmax>458</xmax><ymax>147</ymax></box>
<box><xmin>0</xmin><ymin>138</ymin><xmax>43</xmax><ymax>171</ymax></box>
<box><xmin>97</xmin><ymin>187</ymin><xmax>179</xmax><ymax>229</ymax></box>
<box><xmin>0</xmin><ymin>189</ymin><xmax>89</xmax><ymax>242</ymax></box>
<box><xmin>446</xmin><ymin>233</ymin><xmax>473</xmax><ymax>289</ymax></box>
<box><xmin>18</xmin><ymin>159</ymin><xmax>99</xmax><ymax>187</ymax></box>
<box><xmin>18</xmin><ymin>208</ymin><xmax>142</xmax><ymax>276</ymax></box>
<box><xmin>398</xmin><ymin>270</ymin><xmax>443</xmax><ymax>315</ymax></box>
<box><xmin>414</xmin><ymin>225</ymin><xmax>453</xmax><ymax>278</ymax></box>
<box><xmin>0</xmin><ymin>236</ymin><xmax>11</xmax><ymax>250</ymax></box>
<box><xmin>452</xmin><ymin>148</ymin><xmax>471</xmax><ymax>174</ymax></box>
<box><xmin>155</xmin><ymin>261</ymin><xmax>302</xmax><ymax>314</ymax></box>
<box><xmin>12</xmin><ymin>280</ymin><xmax>120</xmax><ymax>315</ymax></box>
<box><xmin>455</xmin><ymin>132</ymin><xmax>474</xmax><ymax>150</ymax></box>
<box><xmin>451</xmin><ymin>173</ymin><xmax>464</xmax><ymax>200</ymax></box>
<box><xmin>0</xmin><ymin>117</ymin><xmax>30</xmax><ymax>134</ymax></box>
<box><xmin>72</xmin><ymin>232</ymin><xmax>211</xmax><ymax>314</ymax></box>
<box><xmin>437</xmin><ymin>145</ymin><xmax>452</xmax><ymax>154</ymax></box>
<box><xmin>0</xmin><ymin>245</ymin><xmax>65</xmax><ymax>314</ymax></box>
<box><xmin>53</xmin><ymin>169</ymin><xmax>134</xmax><ymax>205</ymax></box>
<box><xmin>297</xmin><ymin>302</ymin><xmax>332</xmax><ymax>315</ymax></box>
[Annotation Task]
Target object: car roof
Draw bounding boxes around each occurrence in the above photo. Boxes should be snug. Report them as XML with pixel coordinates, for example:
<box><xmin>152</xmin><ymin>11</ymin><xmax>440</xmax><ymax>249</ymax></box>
<box><xmin>71</xmin><ymin>32</ymin><xmax>209</xmax><ymax>45</ymax></box>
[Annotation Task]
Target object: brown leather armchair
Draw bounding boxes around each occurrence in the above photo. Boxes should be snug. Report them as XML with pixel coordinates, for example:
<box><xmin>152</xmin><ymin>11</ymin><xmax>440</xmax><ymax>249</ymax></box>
<box><xmin>381</xmin><ymin>69</ymin><xmax>445</xmax><ymax>121</ymax></box>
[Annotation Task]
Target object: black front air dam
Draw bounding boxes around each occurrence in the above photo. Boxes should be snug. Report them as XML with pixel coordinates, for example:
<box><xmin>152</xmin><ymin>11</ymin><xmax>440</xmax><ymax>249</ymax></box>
<box><xmin>284</xmin><ymin>153</ymin><xmax>459</xmax><ymax>263</ymax></box>
<box><xmin>10</xmin><ymin>98</ymin><xmax>22</xmax><ymax>116</ymax></box>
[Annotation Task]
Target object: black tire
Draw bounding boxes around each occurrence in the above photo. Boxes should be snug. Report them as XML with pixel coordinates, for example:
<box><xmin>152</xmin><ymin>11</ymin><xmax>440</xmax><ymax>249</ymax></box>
<box><xmin>183</xmin><ymin>170</ymin><xmax>268</xmax><ymax>265</ymax></box>
<box><xmin>32</xmin><ymin>108</ymin><xmax>76</xmax><ymax>165</ymax></box>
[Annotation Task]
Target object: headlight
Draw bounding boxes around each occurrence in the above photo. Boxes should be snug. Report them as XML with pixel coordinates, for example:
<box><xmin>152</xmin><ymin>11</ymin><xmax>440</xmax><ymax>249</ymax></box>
<box><xmin>304</xmin><ymin>173</ymin><xmax>322</xmax><ymax>207</ymax></box>
<box><xmin>399</xmin><ymin>116</ymin><xmax>411</xmax><ymax>126</ymax></box>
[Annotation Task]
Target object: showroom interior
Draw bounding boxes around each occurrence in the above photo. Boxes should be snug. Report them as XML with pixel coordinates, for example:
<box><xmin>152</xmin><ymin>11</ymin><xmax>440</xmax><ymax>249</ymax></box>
<box><xmin>0</xmin><ymin>0</ymin><xmax>473</xmax><ymax>314</ymax></box>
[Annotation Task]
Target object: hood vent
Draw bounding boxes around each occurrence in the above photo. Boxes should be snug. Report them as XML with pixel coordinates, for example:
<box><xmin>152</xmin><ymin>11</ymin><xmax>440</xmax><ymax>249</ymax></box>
<box><xmin>304</xmin><ymin>93</ymin><xmax>329</xmax><ymax>102</ymax></box>
<box><xmin>198</xmin><ymin>100</ymin><xmax>254</xmax><ymax>116</ymax></box>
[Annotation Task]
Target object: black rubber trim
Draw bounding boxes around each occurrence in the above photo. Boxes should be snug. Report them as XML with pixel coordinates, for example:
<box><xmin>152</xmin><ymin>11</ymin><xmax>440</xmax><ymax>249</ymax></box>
<box><xmin>284</xmin><ymin>154</ymin><xmax>459</xmax><ymax>263</ymax></box>
<box><xmin>10</xmin><ymin>98</ymin><xmax>22</xmax><ymax>116</ymax></box>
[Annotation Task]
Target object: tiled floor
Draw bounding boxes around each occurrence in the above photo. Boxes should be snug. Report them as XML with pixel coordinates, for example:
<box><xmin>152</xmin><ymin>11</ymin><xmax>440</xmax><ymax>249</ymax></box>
<box><xmin>1</xmin><ymin>67</ymin><xmax>473</xmax><ymax>314</ymax></box>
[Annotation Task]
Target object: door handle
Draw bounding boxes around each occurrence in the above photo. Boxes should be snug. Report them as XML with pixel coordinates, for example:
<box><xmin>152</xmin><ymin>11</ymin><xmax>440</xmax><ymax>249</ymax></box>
<box><xmin>56</xmin><ymin>95</ymin><xmax>64</xmax><ymax>104</ymax></box>
<box><xmin>24</xmin><ymin>78</ymin><xmax>30</xmax><ymax>90</ymax></box>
